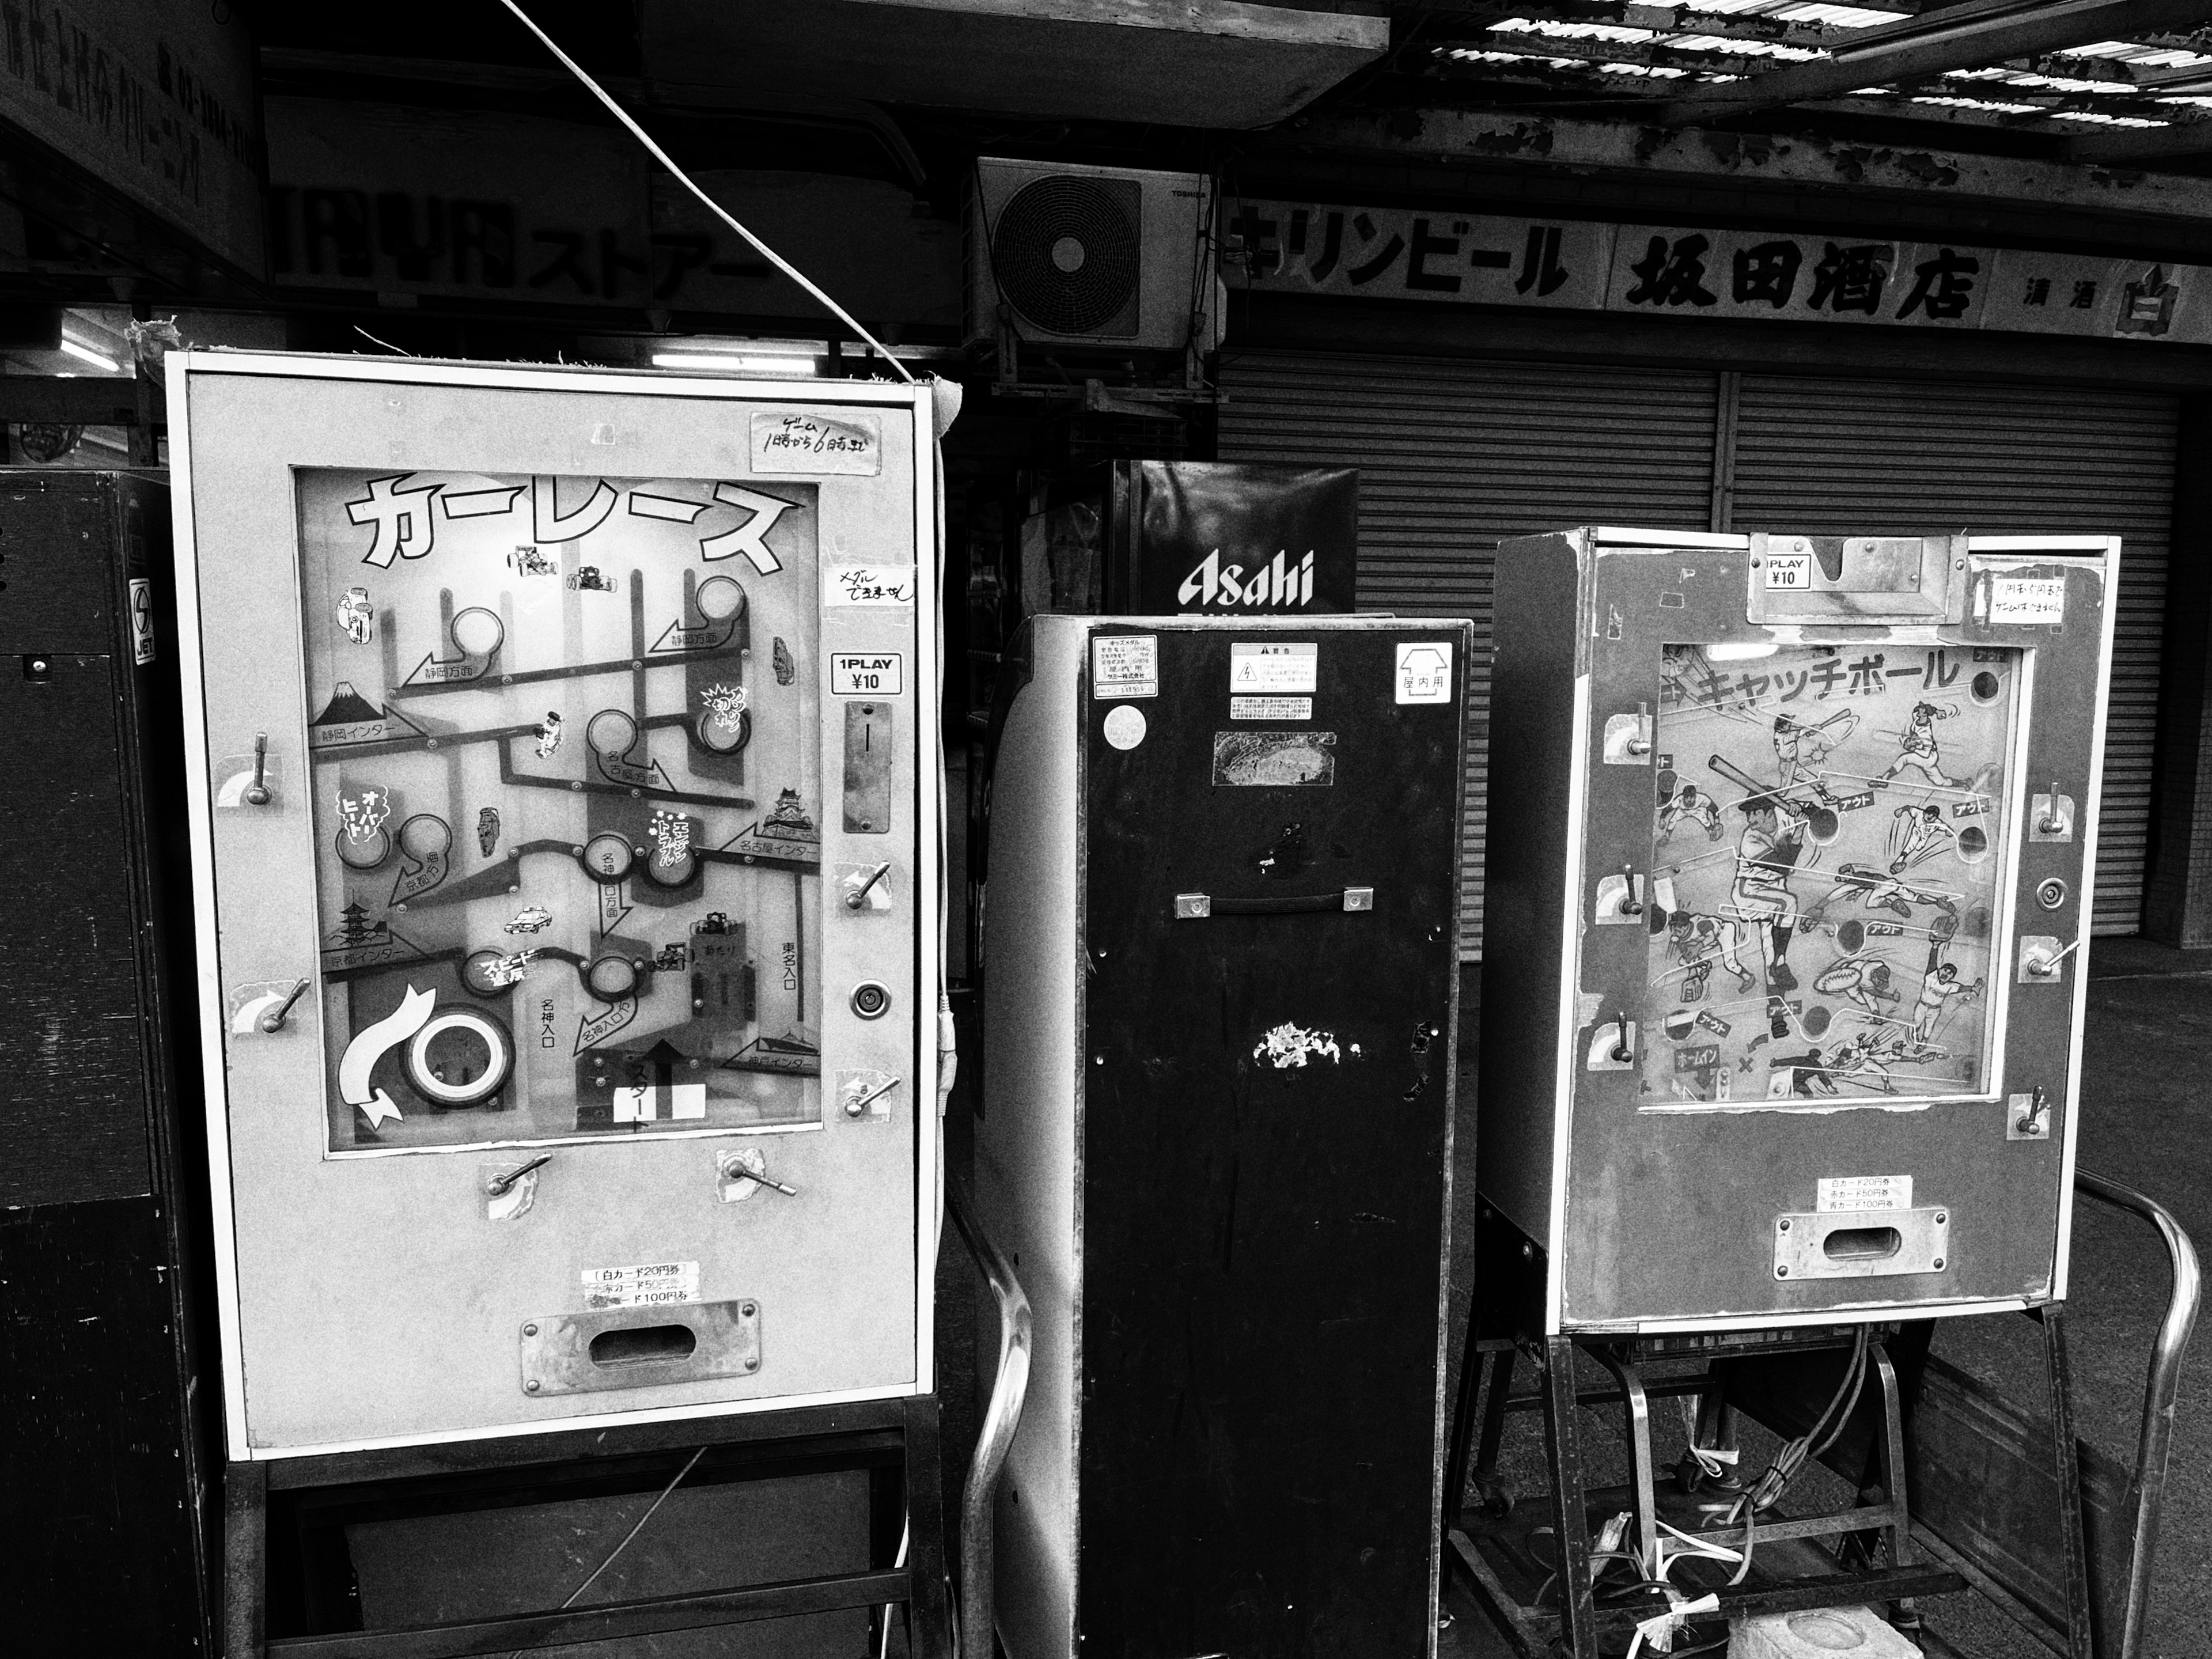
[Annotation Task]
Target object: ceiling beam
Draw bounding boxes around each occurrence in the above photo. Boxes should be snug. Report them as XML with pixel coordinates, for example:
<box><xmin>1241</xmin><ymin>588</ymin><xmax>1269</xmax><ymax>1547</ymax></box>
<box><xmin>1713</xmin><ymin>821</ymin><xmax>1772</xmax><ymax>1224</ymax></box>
<box><xmin>2063</xmin><ymin>113</ymin><xmax>2212</xmax><ymax>159</ymax></box>
<box><xmin>1648</xmin><ymin>0</ymin><xmax>2212</xmax><ymax>127</ymax></box>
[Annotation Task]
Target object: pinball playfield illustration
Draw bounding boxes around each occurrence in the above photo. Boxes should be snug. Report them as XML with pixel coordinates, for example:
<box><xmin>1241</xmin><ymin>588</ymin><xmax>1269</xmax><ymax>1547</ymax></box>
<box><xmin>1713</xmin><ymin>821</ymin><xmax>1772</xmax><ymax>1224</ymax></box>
<box><xmin>283</xmin><ymin>467</ymin><xmax>833</xmax><ymax>1150</ymax></box>
<box><xmin>1640</xmin><ymin>643</ymin><xmax>2020</xmax><ymax>1107</ymax></box>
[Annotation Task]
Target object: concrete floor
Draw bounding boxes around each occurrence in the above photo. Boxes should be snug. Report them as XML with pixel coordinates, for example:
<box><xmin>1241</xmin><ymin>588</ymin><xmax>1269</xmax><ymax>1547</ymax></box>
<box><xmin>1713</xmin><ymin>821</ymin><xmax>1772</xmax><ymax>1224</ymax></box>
<box><xmin>336</xmin><ymin>938</ymin><xmax>2211</xmax><ymax>1656</ymax></box>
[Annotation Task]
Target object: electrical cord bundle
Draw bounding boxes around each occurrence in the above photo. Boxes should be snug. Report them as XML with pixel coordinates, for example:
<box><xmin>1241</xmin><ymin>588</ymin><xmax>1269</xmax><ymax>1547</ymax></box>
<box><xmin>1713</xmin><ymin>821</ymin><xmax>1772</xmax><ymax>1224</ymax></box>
<box><xmin>1708</xmin><ymin>1325</ymin><xmax>1874</xmax><ymax>1586</ymax></box>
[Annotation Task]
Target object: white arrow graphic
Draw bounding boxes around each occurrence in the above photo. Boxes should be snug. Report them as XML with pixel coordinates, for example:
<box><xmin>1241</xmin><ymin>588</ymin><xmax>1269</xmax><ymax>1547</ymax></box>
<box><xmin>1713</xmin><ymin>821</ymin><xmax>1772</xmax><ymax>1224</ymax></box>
<box><xmin>338</xmin><ymin>984</ymin><xmax>436</xmax><ymax>1128</ymax></box>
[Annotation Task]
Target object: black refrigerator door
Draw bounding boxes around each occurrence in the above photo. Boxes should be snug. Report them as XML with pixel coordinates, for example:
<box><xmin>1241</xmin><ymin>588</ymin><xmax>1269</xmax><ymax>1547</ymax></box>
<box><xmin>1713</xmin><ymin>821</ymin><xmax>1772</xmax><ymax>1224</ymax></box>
<box><xmin>1078</xmin><ymin>624</ymin><xmax>1462</xmax><ymax>1659</ymax></box>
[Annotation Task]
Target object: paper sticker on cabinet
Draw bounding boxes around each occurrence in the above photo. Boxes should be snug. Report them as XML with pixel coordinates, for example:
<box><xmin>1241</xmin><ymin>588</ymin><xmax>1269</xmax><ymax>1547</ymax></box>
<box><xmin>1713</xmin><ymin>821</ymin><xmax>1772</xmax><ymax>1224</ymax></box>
<box><xmin>1817</xmin><ymin>1175</ymin><xmax>1912</xmax><ymax>1213</ymax></box>
<box><xmin>751</xmin><ymin>410</ymin><xmax>881</xmax><ymax>475</ymax></box>
<box><xmin>1230</xmin><ymin>695</ymin><xmax>1312</xmax><ymax>721</ymax></box>
<box><xmin>1990</xmin><ymin>576</ymin><xmax>2065</xmax><ymax>625</ymax></box>
<box><xmin>831</xmin><ymin>653</ymin><xmax>903</xmax><ymax>696</ymax></box>
<box><xmin>1092</xmin><ymin>634</ymin><xmax>1158</xmax><ymax>699</ymax></box>
<box><xmin>1396</xmin><ymin>642</ymin><xmax>1453</xmax><ymax>704</ymax></box>
<box><xmin>581</xmin><ymin>1260</ymin><xmax>700</xmax><ymax>1310</ymax></box>
<box><xmin>1230</xmin><ymin>641</ymin><xmax>1317</xmax><ymax>694</ymax></box>
<box><xmin>1103</xmin><ymin>705</ymin><xmax>1147</xmax><ymax>751</ymax></box>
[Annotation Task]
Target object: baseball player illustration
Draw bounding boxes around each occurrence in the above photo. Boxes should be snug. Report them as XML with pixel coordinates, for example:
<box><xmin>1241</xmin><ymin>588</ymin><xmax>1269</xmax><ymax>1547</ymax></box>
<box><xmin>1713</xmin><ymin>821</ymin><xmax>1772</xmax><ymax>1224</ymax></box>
<box><xmin>1882</xmin><ymin>700</ymin><xmax>1960</xmax><ymax>788</ymax></box>
<box><xmin>1772</xmin><ymin>709</ymin><xmax>1858</xmax><ymax>791</ymax></box>
<box><xmin>1888</xmin><ymin>802</ymin><xmax>1958</xmax><ymax>874</ymax></box>
<box><xmin>1801</xmin><ymin>863</ymin><xmax>1952</xmax><ymax>925</ymax></box>
<box><xmin>1908</xmin><ymin>932</ymin><xmax>1984</xmax><ymax>1049</ymax></box>
<box><xmin>1732</xmin><ymin>791</ymin><xmax>1811</xmax><ymax>994</ymax></box>
<box><xmin>1812</xmin><ymin>952</ymin><xmax>1900</xmax><ymax>1018</ymax></box>
<box><xmin>1666</xmin><ymin>909</ymin><xmax>1758</xmax><ymax>1002</ymax></box>
<box><xmin>1659</xmin><ymin>782</ymin><xmax>1725</xmax><ymax>844</ymax></box>
<box><xmin>1828</xmin><ymin>1031</ymin><xmax>1898</xmax><ymax>1094</ymax></box>
<box><xmin>1769</xmin><ymin>1045</ymin><xmax>1842</xmax><ymax>1099</ymax></box>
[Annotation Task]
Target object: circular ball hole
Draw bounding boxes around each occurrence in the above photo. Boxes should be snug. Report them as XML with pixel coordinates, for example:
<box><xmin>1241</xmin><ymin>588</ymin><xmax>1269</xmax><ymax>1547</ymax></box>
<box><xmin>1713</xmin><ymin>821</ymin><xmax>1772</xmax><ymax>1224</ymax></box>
<box><xmin>461</xmin><ymin>949</ymin><xmax>517</xmax><ymax>997</ymax></box>
<box><xmin>404</xmin><ymin>1009</ymin><xmax>512</xmax><ymax>1107</ymax></box>
<box><xmin>1837</xmin><ymin>919</ymin><xmax>1865</xmax><ymax>954</ymax></box>
<box><xmin>695</xmin><ymin>709</ymin><xmax>751</xmax><ymax>756</ymax></box>
<box><xmin>336</xmin><ymin>827</ymin><xmax>392</xmax><ymax>870</ymax></box>
<box><xmin>1956</xmin><ymin>824</ymin><xmax>1989</xmax><ymax>863</ymax></box>
<box><xmin>579</xmin><ymin>831</ymin><xmax>637</xmax><ymax>884</ymax></box>
<box><xmin>644</xmin><ymin>846</ymin><xmax>698</xmax><ymax>889</ymax></box>
<box><xmin>585</xmin><ymin>955</ymin><xmax>638</xmax><ymax>1001</ymax></box>
<box><xmin>450</xmin><ymin>607</ymin><xmax>504</xmax><ymax>657</ymax></box>
<box><xmin>696</xmin><ymin>576</ymin><xmax>745</xmax><ymax>623</ymax></box>
<box><xmin>585</xmin><ymin>708</ymin><xmax>637</xmax><ymax>757</ymax></box>
<box><xmin>1971</xmin><ymin>669</ymin><xmax>2002</xmax><ymax>704</ymax></box>
<box><xmin>1801</xmin><ymin>1005</ymin><xmax>1831</xmax><ymax>1039</ymax></box>
<box><xmin>398</xmin><ymin>814</ymin><xmax>449</xmax><ymax>859</ymax></box>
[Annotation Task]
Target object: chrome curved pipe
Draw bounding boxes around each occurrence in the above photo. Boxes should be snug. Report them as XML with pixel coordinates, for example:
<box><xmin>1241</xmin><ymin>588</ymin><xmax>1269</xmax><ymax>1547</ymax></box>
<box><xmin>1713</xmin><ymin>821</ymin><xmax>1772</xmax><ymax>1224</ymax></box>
<box><xmin>2075</xmin><ymin>1166</ymin><xmax>2201</xmax><ymax>1659</ymax></box>
<box><xmin>948</xmin><ymin>1176</ymin><xmax>1032</xmax><ymax>1659</ymax></box>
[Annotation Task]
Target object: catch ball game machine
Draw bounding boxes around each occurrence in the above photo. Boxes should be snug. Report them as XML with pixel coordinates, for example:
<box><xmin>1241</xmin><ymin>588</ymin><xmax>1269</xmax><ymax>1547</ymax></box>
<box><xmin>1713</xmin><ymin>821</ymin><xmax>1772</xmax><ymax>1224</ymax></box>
<box><xmin>1466</xmin><ymin>525</ymin><xmax>2118</xmax><ymax>1646</ymax></box>
<box><xmin>169</xmin><ymin>353</ymin><xmax>946</xmax><ymax>1644</ymax></box>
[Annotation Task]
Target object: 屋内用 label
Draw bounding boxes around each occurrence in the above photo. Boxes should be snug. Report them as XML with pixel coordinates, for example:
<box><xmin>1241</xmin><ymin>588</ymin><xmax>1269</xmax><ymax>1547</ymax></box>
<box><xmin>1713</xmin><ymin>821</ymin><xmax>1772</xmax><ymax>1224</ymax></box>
<box><xmin>1395</xmin><ymin>641</ymin><xmax>1453</xmax><ymax>704</ymax></box>
<box><xmin>1991</xmin><ymin>575</ymin><xmax>2065</xmax><ymax>626</ymax></box>
<box><xmin>1817</xmin><ymin>1175</ymin><xmax>1911</xmax><ymax>1213</ymax></box>
<box><xmin>582</xmin><ymin>1260</ymin><xmax>700</xmax><ymax>1310</ymax></box>
<box><xmin>1230</xmin><ymin>640</ymin><xmax>1317</xmax><ymax>694</ymax></box>
<box><xmin>1092</xmin><ymin>634</ymin><xmax>1158</xmax><ymax>699</ymax></box>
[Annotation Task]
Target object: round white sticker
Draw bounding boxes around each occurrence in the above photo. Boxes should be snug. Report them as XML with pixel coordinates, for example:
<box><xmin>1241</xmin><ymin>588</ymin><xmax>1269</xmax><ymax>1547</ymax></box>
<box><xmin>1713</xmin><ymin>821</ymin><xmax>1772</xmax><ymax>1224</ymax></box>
<box><xmin>1102</xmin><ymin>704</ymin><xmax>1147</xmax><ymax>751</ymax></box>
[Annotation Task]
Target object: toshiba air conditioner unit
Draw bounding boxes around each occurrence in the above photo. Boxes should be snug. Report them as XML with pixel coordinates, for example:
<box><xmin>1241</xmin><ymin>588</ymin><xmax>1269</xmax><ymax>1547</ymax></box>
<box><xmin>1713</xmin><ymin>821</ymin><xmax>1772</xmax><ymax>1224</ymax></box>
<box><xmin>967</xmin><ymin>158</ymin><xmax>1218</xmax><ymax>352</ymax></box>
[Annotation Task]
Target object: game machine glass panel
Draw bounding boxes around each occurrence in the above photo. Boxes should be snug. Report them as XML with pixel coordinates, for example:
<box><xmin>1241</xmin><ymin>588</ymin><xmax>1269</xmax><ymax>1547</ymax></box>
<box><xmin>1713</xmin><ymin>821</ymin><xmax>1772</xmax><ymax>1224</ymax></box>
<box><xmin>1477</xmin><ymin>529</ymin><xmax>2115</xmax><ymax>1334</ymax></box>
<box><xmin>173</xmin><ymin>355</ymin><xmax>938</xmax><ymax>1454</ymax></box>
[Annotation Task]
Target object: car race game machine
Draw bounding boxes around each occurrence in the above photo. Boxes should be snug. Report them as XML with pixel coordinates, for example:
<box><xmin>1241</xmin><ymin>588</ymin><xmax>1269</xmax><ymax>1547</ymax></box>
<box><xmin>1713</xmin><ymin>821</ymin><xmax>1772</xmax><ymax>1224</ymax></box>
<box><xmin>171</xmin><ymin>352</ymin><xmax>950</xmax><ymax>1653</ymax></box>
<box><xmin>1457</xmin><ymin>527</ymin><xmax>2120</xmax><ymax>1655</ymax></box>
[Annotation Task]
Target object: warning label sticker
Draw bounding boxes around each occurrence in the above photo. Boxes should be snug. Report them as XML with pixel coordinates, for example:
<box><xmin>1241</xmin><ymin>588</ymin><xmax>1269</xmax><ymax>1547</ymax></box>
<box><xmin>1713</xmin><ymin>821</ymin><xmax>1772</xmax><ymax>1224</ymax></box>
<box><xmin>1092</xmin><ymin>634</ymin><xmax>1158</xmax><ymax>700</ymax></box>
<box><xmin>582</xmin><ymin>1260</ymin><xmax>700</xmax><ymax>1310</ymax></box>
<box><xmin>1230</xmin><ymin>641</ymin><xmax>1317</xmax><ymax>694</ymax></box>
<box><xmin>1816</xmin><ymin>1175</ymin><xmax>1912</xmax><ymax>1214</ymax></box>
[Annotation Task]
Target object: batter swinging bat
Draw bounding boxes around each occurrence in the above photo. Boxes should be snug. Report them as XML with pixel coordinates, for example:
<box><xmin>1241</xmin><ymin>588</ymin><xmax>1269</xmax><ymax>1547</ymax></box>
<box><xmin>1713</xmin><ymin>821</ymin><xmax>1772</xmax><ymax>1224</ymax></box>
<box><xmin>1708</xmin><ymin>753</ymin><xmax>1841</xmax><ymax>844</ymax></box>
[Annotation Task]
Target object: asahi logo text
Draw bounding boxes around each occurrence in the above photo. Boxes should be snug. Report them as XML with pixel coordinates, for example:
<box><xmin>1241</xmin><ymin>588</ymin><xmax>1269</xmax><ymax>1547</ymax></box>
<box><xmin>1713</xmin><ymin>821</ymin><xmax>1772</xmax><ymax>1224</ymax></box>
<box><xmin>1177</xmin><ymin>549</ymin><xmax>1318</xmax><ymax>609</ymax></box>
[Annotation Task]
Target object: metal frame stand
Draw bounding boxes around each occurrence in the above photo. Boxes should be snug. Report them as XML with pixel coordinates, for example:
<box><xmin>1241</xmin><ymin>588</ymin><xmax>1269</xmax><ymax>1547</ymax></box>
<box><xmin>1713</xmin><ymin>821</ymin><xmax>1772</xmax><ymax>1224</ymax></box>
<box><xmin>222</xmin><ymin>1397</ymin><xmax>953</xmax><ymax>1659</ymax></box>
<box><xmin>1445</xmin><ymin>1325</ymin><xmax>1978</xmax><ymax>1657</ymax></box>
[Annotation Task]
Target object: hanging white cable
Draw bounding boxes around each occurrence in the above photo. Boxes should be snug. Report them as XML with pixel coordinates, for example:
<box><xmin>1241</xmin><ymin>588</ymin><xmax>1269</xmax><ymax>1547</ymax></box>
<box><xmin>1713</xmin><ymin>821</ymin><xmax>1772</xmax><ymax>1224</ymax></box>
<box><xmin>495</xmin><ymin>0</ymin><xmax>916</xmax><ymax>385</ymax></box>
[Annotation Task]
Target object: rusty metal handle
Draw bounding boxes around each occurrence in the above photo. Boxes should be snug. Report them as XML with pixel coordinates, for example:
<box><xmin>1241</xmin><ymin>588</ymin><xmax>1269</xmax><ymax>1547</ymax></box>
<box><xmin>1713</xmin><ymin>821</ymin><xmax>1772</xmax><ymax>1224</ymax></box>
<box><xmin>2073</xmin><ymin>1167</ymin><xmax>2201</xmax><ymax>1659</ymax></box>
<box><xmin>947</xmin><ymin>1175</ymin><xmax>1031</xmax><ymax>1659</ymax></box>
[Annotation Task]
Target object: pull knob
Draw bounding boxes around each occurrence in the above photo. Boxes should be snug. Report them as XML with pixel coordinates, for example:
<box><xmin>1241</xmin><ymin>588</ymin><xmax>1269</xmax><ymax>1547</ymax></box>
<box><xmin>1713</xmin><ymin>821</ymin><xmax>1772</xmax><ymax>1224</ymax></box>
<box><xmin>1618</xmin><ymin>865</ymin><xmax>1643</xmax><ymax>916</ymax></box>
<box><xmin>244</xmin><ymin>733</ymin><xmax>272</xmax><ymax>806</ymax></box>
<box><xmin>1611</xmin><ymin>1012</ymin><xmax>1633</xmax><ymax>1064</ymax></box>
<box><xmin>257</xmin><ymin>976</ymin><xmax>311</xmax><ymax>1033</ymax></box>
<box><xmin>2037</xmin><ymin>781</ymin><xmax>2065</xmax><ymax>835</ymax></box>
<box><xmin>2025</xmin><ymin>939</ymin><xmax>2082</xmax><ymax>980</ymax></box>
<box><xmin>843</xmin><ymin>862</ymin><xmax>892</xmax><ymax>910</ymax></box>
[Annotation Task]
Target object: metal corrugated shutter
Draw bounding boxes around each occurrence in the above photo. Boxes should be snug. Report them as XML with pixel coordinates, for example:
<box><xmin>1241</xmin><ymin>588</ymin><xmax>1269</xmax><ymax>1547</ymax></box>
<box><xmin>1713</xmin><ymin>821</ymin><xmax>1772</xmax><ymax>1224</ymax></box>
<box><xmin>1218</xmin><ymin>350</ymin><xmax>1719</xmax><ymax>953</ymax></box>
<box><xmin>1728</xmin><ymin>375</ymin><xmax>2176</xmax><ymax>934</ymax></box>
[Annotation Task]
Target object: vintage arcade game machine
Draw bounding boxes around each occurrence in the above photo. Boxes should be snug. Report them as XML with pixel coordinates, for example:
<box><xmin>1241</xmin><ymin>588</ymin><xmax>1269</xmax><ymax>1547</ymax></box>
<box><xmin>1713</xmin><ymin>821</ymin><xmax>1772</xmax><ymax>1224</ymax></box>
<box><xmin>977</xmin><ymin>613</ymin><xmax>1472</xmax><ymax>1659</ymax></box>
<box><xmin>1459</xmin><ymin>527</ymin><xmax>2118</xmax><ymax>1653</ymax></box>
<box><xmin>169</xmin><ymin>353</ymin><xmax>948</xmax><ymax>1652</ymax></box>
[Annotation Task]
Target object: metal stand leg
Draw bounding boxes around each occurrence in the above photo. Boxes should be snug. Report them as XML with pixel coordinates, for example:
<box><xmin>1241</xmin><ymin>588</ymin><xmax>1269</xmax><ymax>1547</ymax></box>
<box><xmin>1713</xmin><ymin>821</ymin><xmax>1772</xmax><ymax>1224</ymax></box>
<box><xmin>2037</xmin><ymin>1306</ymin><xmax>2096</xmax><ymax>1659</ymax></box>
<box><xmin>1873</xmin><ymin>1342</ymin><xmax>1914</xmax><ymax>1570</ymax></box>
<box><xmin>1541</xmin><ymin>1337</ymin><xmax>1599</xmax><ymax>1657</ymax></box>
<box><xmin>903</xmin><ymin>1393</ymin><xmax>956</xmax><ymax>1659</ymax></box>
<box><xmin>223</xmin><ymin>1459</ymin><xmax>267</xmax><ymax>1659</ymax></box>
<box><xmin>1592</xmin><ymin>1346</ymin><xmax>1659</xmax><ymax>1578</ymax></box>
<box><xmin>1475</xmin><ymin>1349</ymin><xmax>1516</xmax><ymax>1505</ymax></box>
<box><xmin>1444</xmin><ymin>1323</ymin><xmax>1488</xmax><ymax>1540</ymax></box>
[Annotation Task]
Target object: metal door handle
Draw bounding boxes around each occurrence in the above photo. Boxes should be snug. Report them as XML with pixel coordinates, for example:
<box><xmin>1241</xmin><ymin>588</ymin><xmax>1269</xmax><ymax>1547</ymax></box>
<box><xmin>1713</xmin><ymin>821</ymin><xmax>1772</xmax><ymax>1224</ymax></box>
<box><xmin>1174</xmin><ymin>887</ymin><xmax>1374</xmax><ymax>919</ymax></box>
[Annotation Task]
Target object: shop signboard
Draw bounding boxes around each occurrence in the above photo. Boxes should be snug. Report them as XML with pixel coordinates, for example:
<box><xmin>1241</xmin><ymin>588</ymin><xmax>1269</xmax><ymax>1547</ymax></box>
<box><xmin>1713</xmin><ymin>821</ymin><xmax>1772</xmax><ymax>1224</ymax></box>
<box><xmin>1228</xmin><ymin>195</ymin><xmax>2212</xmax><ymax>346</ymax></box>
<box><xmin>0</xmin><ymin>0</ymin><xmax>260</xmax><ymax>278</ymax></box>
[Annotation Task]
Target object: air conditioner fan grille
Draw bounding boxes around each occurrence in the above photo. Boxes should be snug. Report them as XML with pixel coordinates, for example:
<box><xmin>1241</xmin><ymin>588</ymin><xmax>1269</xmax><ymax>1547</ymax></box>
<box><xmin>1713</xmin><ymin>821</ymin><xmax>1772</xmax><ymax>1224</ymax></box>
<box><xmin>991</xmin><ymin>176</ymin><xmax>1142</xmax><ymax>336</ymax></box>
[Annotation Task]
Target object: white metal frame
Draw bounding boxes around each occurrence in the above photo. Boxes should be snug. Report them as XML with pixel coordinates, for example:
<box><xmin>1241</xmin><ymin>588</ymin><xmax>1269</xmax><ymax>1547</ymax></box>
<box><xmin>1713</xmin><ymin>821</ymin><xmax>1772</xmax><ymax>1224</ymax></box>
<box><xmin>168</xmin><ymin>351</ymin><xmax>944</xmax><ymax>1457</ymax></box>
